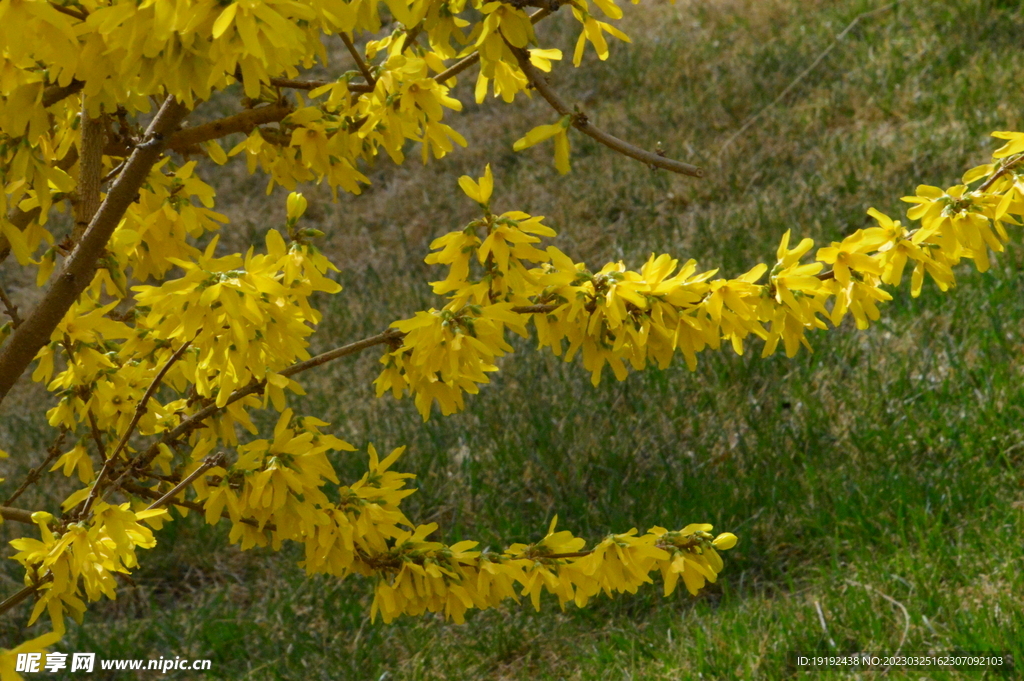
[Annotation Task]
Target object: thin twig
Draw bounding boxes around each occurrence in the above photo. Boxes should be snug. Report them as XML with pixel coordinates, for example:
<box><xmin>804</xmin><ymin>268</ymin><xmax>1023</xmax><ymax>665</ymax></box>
<box><xmin>123</xmin><ymin>481</ymin><xmax>268</xmax><ymax>530</ymax></box>
<box><xmin>341</xmin><ymin>32</ymin><xmax>376</xmax><ymax>86</ymax></box>
<box><xmin>103</xmin><ymin>103</ymin><xmax>292</xmax><ymax>157</ymax></box>
<box><xmin>0</xmin><ymin>283</ymin><xmax>22</xmax><ymax>327</ymax></box>
<box><xmin>434</xmin><ymin>54</ymin><xmax>481</xmax><ymax>85</ymax></box>
<box><xmin>718</xmin><ymin>2</ymin><xmax>897</xmax><ymax>158</ymax></box>
<box><xmin>0</xmin><ymin>506</ymin><xmax>36</xmax><ymax>524</ymax></box>
<box><xmin>100</xmin><ymin>159</ymin><xmax>127</xmax><ymax>185</ymax></box>
<box><xmin>78</xmin><ymin>339</ymin><xmax>192</xmax><ymax>518</ymax></box>
<box><xmin>116</xmin><ymin>304</ymin><xmax>558</xmax><ymax>488</ymax></box>
<box><xmin>4</xmin><ymin>430</ymin><xmax>67</xmax><ymax>506</ymax></box>
<box><xmin>0</xmin><ymin>584</ymin><xmax>38</xmax><ymax>618</ymax></box>
<box><xmin>48</xmin><ymin>2</ymin><xmax>87</xmax><ymax>20</ymax></box>
<box><xmin>267</xmin><ymin>76</ymin><xmax>374</xmax><ymax>94</ymax></box>
<box><xmin>42</xmin><ymin>80</ymin><xmax>84</xmax><ymax>109</ymax></box>
<box><xmin>145</xmin><ymin>453</ymin><xmax>225</xmax><ymax>511</ymax></box>
<box><xmin>978</xmin><ymin>153</ymin><xmax>1024</xmax><ymax>193</ymax></box>
<box><xmin>280</xmin><ymin>328</ymin><xmax>404</xmax><ymax>377</ymax></box>
<box><xmin>401</xmin><ymin>24</ymin><xmax>424</xmax><ymax>53</ymax></box>
<box><xmin>434</xmin><ymin>8</ymin><xmax>552</xmax><ymax>85</ymax></box>
<box><xmin>87</xmin><ymin>411</ymin><xmax>108</xmax><ymax>463</ymax></box>
<box><xmin>513</xmin><ymin>49</ymin><xmax>703</xmax><ymax>177</ymax></box>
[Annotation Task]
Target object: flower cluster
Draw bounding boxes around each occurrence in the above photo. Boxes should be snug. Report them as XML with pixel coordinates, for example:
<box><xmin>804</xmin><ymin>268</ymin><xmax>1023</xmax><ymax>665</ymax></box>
<box><xmin>9</xmin><ymin>506</ymin><xmax>167</xmax><ymax>636</ymax></box>
<box><xmin>364</xmin><ymin>520</ymin><xmax>737</xmax><ymax>624</ymax></box>
<box><xmin>0</xmin><ymin>0</ymin><xmax>652</xmax><ymax>279</ymax></box>
<box><xmin>9</xmin><ymin>0</ymin><xmax>1019</xmax><ymax>661</ymax></box>
<box><xmin>380</xmin><ymin>140</ymin><xmax>1024</xmax><ymax>417</ymax></box>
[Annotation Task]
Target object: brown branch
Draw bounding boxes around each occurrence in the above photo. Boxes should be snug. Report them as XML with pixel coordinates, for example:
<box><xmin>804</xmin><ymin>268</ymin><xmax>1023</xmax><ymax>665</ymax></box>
<box><xmin>0</xmin><ymin>584</ymin><xmax>38</xmax><ymax>618</ymax></box>
<box><xmin>434</xmin><ymin>8</ymin><xmax>551</xmax><ymax>85</ymax></box>
<box><xmin>0</xmin><ymin>95</ymin><xmax>191</xmax><ymax>407</ymax></box>
<box><xmin>978</xmin><ymin>153</ymin><xmax>1024</xmax><ymax>193</ymax></box>
<box><xmin>42</xmin><ymin>80</ymin><xmax>84</xmax><ymax>109</ymax></box>
<box><xmin>80</xmin><ymin>339</ymin><xmax>193</xmax><ymax>518</ymax></box>
<box><xmin>341</xmin><ymin>32</ymin><xmax>376</xmax><ymax>86</ymax></box>
<box><xmin>268</xmin><ymin>76</ymin><xmax>373</xmax><ymax>94</ymax></box>
<box><xmin>115</xmin><ymin>303</ymin><xmax>559</xmax><ymax>487</ymax></box>
<box><xmin>100</xmin><ymin>159</ymin><xmax>127</xmax><ymax>185</ymax></box>
<box><xmin>49</xmin><ymin>2</ymin><xmax>87</xmax><ymax>20</ymax></box>
<box><xmin>0</xmin><ymin>283</ymin><xmax>22</xmax><ymax>327</ymax></box>
<box><xmin>541</xmin><ymin>551</ymin><xmax>592</xmax><ymax>559</ymax></box>
<box><xmin>166</xmin><ymin>104</ymin><xmax>290</xmax><ymax>151</ymax></box>
<box><xmin>87</xmin><ymin>411</ymin><xmax>108</xmax><ymax>463</ymax></box>
<box><xmin>0</xmin><ymin>506</ymin><xmax>36</xmax><ymax>524</ymax></box>
<box><xmin>123</xmin><ymin>482</ymin><xmax>268</xmax><ymax>530</ymax></box>
<box><xmin>512</xmin><ymin>303</ymin><xmax>558</xmax><ymax>314</ymax></box>
<box><xmin>433</xmin><ymin>53</ymin><xmax>481</xmax><ymax>86</ymax></box>
<box><xmin>512</xmin><ymin>49</ymin><xmax>703</xmax><ymax>178</ymax></box>
<box><xmin>4</xmin><ymin>430</ymin><xmax>67</xmax><ymax>506</ymax></box>
<box><xmin>280</xmin><ymin>328</ymin><xmax>404</xmax><ymax>378</ymax></box>
<box><xmin>145</xmin><ymin>453</ymin><xmax>225</xmax><ymax>511</ymax></box>
<box><xmin>401</xmin><ymin>24</ymin><xmax>424</xmax><ymax>53</ymax></box>
<box><xmin>102</xmin><ymin>103</ymin><xmax>293</xmax><ymax>157</ymax></box>
<box><xmin>73</xmin><ymin>101</ymin><xmax>105</xmax><ymax>243</ymax></box>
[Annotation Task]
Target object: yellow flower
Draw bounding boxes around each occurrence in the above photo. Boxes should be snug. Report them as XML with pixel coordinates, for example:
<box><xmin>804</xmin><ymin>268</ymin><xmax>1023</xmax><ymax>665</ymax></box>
<box><xmin>286</xmin><ymin>192</ymin><xmax>308</xmax><ymax>222</ymax></box>
<box><xmin>457</xmin><ymin>165</ymin><xmax>494</xmax><ymax>206</ymax></box>
<box><xmin>513</xmin><ymin>116</ymin><xmax>573</xmax><ymax>174</ymax></box>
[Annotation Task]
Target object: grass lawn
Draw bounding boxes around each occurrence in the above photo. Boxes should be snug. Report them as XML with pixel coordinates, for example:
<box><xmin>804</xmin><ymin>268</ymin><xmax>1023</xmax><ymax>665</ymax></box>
<box><xmin>2</xmin><ymin>0</ymin><xmax>1023</xmax><ymax>678</ymax></box>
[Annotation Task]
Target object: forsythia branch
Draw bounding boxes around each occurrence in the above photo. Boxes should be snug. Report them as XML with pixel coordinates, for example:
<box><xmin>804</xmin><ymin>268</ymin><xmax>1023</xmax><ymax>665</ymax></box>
<box><xmin>341</xmin><ymin>32</ymin><xmax>376</xmax><ymax>86</ymax></box>
<box><xmin>0</xmin><ymin>506</ymin><xmax>35</xmax><ymax>524</ymax></box>
<box><xmin>0</xmin><ymin>95</ymin><xmax>190</xmax><ymax>406</ymax></box>
<box><xmin>513</xmin><ymin>49</ymin><xmax>704</xmax><ymax>177</ymax></box>
<box><xmin>72</xmin><ymin>100</ymin><xmax>105</xmax><ymax>243</ymax></box>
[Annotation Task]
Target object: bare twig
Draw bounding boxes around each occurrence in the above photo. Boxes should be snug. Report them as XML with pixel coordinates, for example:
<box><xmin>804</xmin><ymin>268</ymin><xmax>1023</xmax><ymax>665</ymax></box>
<box><xmin>49</xmin><ymin>2</ymin><xmax>87</xmax><ymax>20</ymax></box>
<box><xmin>433</xmin><ymin>54</ymin><xmax>481</xmax><ymax>86</ymax></box>
<box><xmin>123</xmin><ymin>481</ymin><xmax>269</xmax><ymax>530</ymax></box>
<box><xmin>718</xmin><ymin>3</ymin><xmax>897</xmax><ymax>157</ymax></box>
<box><xmin>87</xmin><ymin>411</ymin><xmax>108</xmax><ymax>463</ymax></box>
<box><xmin>145</xmin><ymin>453</ymin><xmax>225</xmax><ymax>511</ymax></box>
<box><xmin>0</xmin><ymin>283</ymin><xmax>22</xmax><ymax>327</ymax></box>
<box><xmin>0</xmin><ymin>584</ymin><xmax>38</xmax><ymax>618</ymax></box>
<box><xmin>401</xmin><ymin>24</ymin><xmax>424</xmax><ymax>53</ymax></box>
<box><xmin>513</xmin><ymin>49</ymin><xmax>703</xmax><ymax>177</ymax></box>
<box><xmin>4</xmin><ymin>430</ymin><xmax>67</xmax><ymax>506</ymax></box>
<box><xmin>100</xmin><ymin>159</ymin><xmax>127</xmax><ymax>185</ymax></box>
<box><xmin>267</xmin><ymin>76</ymin><xmax>373</xmax><ymax>94</ymax></box>
<box><xmin>281</xmin><ymin>328</ymin><xmax>405</xmax><ymax>377</ymax></box>
<box><xmin>0</xmin><ymin>506</ymin><xmax>36</xmax><ymax>524</ymax></box>
<box><xmin>341</xmin><ymin>32</ymin><xmax>376</xmax><ymax>86</ymax></box>
<box><xmin>978</xmin><ymin>153</ymin><xmax>1024</xmax><ymax>193</ymax></box>
<box><xmin>0</xmin><ymin>95</ymin><xmax>190</xmax><ymax>406</ymax></box>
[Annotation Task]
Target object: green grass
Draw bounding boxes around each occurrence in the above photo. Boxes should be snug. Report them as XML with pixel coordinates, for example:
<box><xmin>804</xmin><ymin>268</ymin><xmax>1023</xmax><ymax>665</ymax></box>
<box><xmin>3</xmin><ymin>0</ymin><xmax>1024</xmax><ymax>678</ymax></box>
